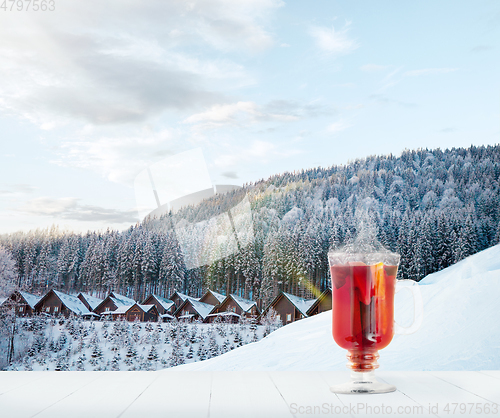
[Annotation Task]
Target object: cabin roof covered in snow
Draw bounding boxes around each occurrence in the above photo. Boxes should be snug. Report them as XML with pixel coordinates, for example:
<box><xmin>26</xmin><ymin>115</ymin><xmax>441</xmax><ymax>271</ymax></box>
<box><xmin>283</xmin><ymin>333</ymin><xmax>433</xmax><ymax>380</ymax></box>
<box><xmin>177</xmin><ymin>298</ymin><xmax>214</xmax><ymax>320</ymax></box>
<box><xmin>78</xmin><ymin>293</ymin><xmax>103</xmax><ymax>311</ymax></box>
<box><xmin>110</xmin><ymin>305</ymin><xmax>133</xmax><ymax>314</ymax></box>
<box><xmin>19</xmin><ymin>291</ymin><xmax>41</xmax><ymax>309</ymax></box>
<box><xmin>177</xmin><ymin>292</ymin><xmax>189</xmax><ymax>300</ymax></box>
<box><xmin>305</xmin><ymin>288</ymin><xmax>332</xmax><ymax>315</ymax></box>
<box><xmin>52</xmin><ymin>290</ymin><xmax>91</xmax><ymax>315</ymax></box>
<box><xmin>109</xmin><ymin>295</ymin><xmax>136</xmax><ymax>308</ymax></box>
<box><xmin>230</xmin><ymin>294</ymin><xmax>257</xmax><ymax>313</ymax></box>
<box><xmin>110</xmin><ymin>303</ymin><xmax>156</xmax><ymax>315</ymax></box>
<box><xmin>206</xmin><ymin>312</ymin><xmax>241</xmax><ymax>318</ymax></box>
<box><xmin>109</xmin><ymin>292</ymin><xmax>136</xmax><ymax>305</ymax></box>
<box><xmin>206</xmin><ymin>290</ymin><xmax>226</xmax><ymax>303</ymax></box>
<box><xmin>282</xmin><ymin>292</ymin><xmax>316</xmax><ymax>316</ymax></box>
<box><xmin>191</xmin><ymin>300</ymin><xmax>215</xmax><ymax>319</ymax></box>
<box><xmin>172</xmin><ymin>290</ymin><xmax>200</xmax><ymax>302</ymax></box>
<box><xmin>149</xmin><ymin>294</ymin><xmax>175</xmax><ymax>310</ymax></box>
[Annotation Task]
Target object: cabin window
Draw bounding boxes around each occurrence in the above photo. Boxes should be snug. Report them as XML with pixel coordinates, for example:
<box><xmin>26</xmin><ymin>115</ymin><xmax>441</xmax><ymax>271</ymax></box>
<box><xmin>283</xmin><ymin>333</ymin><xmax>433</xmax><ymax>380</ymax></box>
<box><xmin>286</xmin><ymin>313</ymin><xmax>291</xmax><ymax>322</ymax></box>
<box><xmin>18</xmin><ymin>306</ymin><xmax>23</xmax><ymax>312</ymax></box>
<box><xmin>276</xmin><ymin>314</ymin><xmax>281</xmax><ymax>321</ymax></box>
<box><xmin>45</xmin><ymin>307</ymin><xmax>50</xmax><ymax>312</ymax></box>
<box><xmin>54</xmin><ymin>307</ymin><xmax>59</xmax><ymax>313</ymax></box>
<box><xmin>105</xmin><ymin>307</ymin><xmax>110</xmax><ymax>312</ymax></box>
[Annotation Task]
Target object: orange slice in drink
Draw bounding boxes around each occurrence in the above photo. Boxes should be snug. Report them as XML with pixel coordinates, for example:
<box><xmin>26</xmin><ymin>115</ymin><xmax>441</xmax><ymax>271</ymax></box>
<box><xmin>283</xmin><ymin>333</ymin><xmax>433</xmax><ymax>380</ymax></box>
<box><xmin>372</xmin><ymin>262</ymin><xmax>386</xmax><ymax>300</ymax></box>
<box><xmin>372</xmin><ymin>262</ymin><xmax>388</xmax><ymax>337</ymax></box>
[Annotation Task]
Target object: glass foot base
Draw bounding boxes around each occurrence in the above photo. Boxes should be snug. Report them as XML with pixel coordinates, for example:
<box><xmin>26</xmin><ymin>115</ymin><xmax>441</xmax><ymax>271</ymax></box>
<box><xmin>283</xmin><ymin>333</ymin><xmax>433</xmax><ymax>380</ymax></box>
<box><xmin>330</xmin><ymin>371</ymin><xmax>396</xmax><ymax>394</ymax></box>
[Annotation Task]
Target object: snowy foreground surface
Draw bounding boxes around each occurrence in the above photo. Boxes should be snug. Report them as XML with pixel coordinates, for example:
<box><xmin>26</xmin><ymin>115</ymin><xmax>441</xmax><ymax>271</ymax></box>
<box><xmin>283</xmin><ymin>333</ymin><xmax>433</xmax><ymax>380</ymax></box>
<box><xmin>175</xmin><ymin>245</ymin><xmax>500</xmax><ymax>371</ymax></box>
<box><xmin>0</xmin><ymin>370</ymin><xmax>498</xmax><ymax>418</ymax></box>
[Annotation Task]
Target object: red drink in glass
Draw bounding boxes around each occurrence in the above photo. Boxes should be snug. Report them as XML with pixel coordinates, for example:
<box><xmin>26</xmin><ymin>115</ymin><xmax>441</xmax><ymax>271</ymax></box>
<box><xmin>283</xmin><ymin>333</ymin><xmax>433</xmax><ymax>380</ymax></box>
<box><xmin>330</xmin><ymin>262</ymin><xmax>398</xmax><ymax>371</ymax></box>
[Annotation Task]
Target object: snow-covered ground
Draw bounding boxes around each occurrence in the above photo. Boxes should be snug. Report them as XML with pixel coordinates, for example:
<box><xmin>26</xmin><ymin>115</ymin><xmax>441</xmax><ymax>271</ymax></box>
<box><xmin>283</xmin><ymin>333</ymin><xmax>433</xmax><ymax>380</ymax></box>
<box><xmin>173</xmin><ymin>244</ymin><xmax>500</xmax><ymax>371</ymax></box>
<box><xmin>6</xmin><ymin>318</ymin><xmax>271</xmax><ymax>371</ymax></box>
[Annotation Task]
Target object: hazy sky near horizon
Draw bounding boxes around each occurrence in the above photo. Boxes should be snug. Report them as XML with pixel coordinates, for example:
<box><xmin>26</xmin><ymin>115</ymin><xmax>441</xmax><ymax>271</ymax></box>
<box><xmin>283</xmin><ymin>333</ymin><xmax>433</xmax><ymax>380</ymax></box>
<box><xmin>0</xmin><ymin>0</ymin><xmax>499</xmax><ymax>234</ymax></box>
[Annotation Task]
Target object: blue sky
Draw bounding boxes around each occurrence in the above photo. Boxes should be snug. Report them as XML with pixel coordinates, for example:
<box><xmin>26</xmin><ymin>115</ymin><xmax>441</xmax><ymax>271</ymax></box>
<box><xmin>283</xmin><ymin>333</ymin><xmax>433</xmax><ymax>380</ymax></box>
<box><xmin>0</xmin><ymin>0</ymin><xmax>498</xmax><ymax>233</ymax></box>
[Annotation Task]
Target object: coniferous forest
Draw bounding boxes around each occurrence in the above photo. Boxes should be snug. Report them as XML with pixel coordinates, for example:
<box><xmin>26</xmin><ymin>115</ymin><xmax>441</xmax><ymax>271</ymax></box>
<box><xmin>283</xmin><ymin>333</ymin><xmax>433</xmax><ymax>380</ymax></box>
<box><xmin>1</xmin><ymin>145</ymin><xmax>500</xmax><ymax>306</ymax></box>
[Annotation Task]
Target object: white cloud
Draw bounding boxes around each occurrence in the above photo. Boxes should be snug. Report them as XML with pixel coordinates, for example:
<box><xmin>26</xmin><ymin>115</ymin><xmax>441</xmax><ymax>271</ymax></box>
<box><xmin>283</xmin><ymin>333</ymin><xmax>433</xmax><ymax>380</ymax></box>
<box><xmin>326</xmin><ymin>121</ymin><xmax>352</xmax><ymax>134</ymax></box>
<box><xmin>309</xmin><ymin>22</ymin><xmax>358</xmax><ymax>55</ymax></box>
<box><xmin>0</xmin><ymin>0</ymin><xmax>282</xmax><ymax>127</ymax></box>
<box><xmin>184</xmin><ymin>101</ymin><xmax>262</xmax><ymax>126</ymax></box>
<box><xmin>19</xmin><ymin>196</ymin><xmax>138</xmax><ymax>223</ymax></box>
<box><xmin>52</xmin><ymin>128</ymin><xmax>177</xmax><ymax>184</ymax></box>
<box><xmin>0</xmin><ymin>184</ymin><xmax>38</xmax><ymax>197</ymax></box>
<box><xmin>49</xmin><ymin>97</ymin><xmax>327</xmax><ymax>186</ymax></box>
<box><xmin>20</xmin><ymin>197</ymin><xmax>78</xmax><ymax>216</ymax></box>
<box><xmin>183</xmin><ymin>99</ymin><xmax>329</xmax><ymax>131</ymax></box>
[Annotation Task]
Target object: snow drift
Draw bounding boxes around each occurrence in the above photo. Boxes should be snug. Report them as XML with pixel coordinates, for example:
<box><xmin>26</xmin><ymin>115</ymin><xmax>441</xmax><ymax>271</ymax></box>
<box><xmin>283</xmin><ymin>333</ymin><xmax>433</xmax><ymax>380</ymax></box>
<box><xmin>172</xmin><ymin>244</ymin><xmax>500</xmax><ymax>371</ymax></box>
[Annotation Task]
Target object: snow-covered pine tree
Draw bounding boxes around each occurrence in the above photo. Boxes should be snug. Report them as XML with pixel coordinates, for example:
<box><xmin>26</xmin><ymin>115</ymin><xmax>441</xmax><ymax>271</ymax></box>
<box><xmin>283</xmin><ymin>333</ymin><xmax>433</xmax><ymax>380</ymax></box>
<box><xmin>147</xmin><ymin>345</ymin><xmax>159</xmax><ymax>366</ymax></box>
<box><xmin>168</xmin><ymin>338</ymin><xmax>185</xmax><ymax>367</ymax></box>
<box><xmin>0</xmin><ymin>245</ymin><xmax>17</xmax><ymax>296</ymax></box>
<box><xmin>76</xmin><ymin>354</ymin><xmax>86</xmax><ymax>371</ymax></box>
<box><xmin>186</xmin><ymin>345</ymin><xmax>194</xmax><ymax>360</ymax></box>
<box><xmin>207</xmin><ymin>333</ymin><xmax>220</xmax><ymax>359</ymax></box>
<box><xmin>111</xmin><ymin>355</ymin><xmax>121</xmax><ymax>371</ymax></box>
<box><xmin>160</xmin><ymin>233</ymin><xmax>186</xmax><ymax>296</ymax></box>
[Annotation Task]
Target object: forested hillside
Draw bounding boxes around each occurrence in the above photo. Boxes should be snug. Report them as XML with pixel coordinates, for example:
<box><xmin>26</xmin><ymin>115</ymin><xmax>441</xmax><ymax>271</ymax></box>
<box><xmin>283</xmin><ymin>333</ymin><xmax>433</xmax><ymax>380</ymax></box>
<box><xmin>2</xmin><ymin>145</ymin><xmax>499</xmax><ymax>306</ymax></box>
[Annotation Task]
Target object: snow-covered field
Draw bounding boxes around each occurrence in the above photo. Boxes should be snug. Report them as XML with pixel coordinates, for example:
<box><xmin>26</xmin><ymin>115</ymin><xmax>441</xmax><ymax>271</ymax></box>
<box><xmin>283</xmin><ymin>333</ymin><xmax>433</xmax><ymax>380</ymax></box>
<box><xmin>6</xmin><ymin>318</ymin><xmax>272</xmax><ymax>371</ymax></box>
<box><xmin>174</xmin><ymin>244</ymin><xmax>500</xmax><ymax>371</ymax></box>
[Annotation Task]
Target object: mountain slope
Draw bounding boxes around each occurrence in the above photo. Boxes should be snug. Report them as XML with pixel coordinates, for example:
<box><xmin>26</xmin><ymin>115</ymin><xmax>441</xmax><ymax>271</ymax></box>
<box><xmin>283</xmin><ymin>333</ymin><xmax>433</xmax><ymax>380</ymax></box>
<box><xmin>172</xmin><ymin>244</ymin><xmax>500</xmax><ymax>371</ymax></box>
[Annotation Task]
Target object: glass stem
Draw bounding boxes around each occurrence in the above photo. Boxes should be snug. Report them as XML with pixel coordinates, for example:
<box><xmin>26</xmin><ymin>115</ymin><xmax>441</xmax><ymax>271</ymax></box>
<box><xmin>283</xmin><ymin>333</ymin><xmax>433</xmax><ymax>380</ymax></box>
<box><xmin>346</xmin><ymin>349</ymin><xmax>379</xmax><ymax>371</ymax></box>
<box><xmin>350</xmin><ymin>370</ymin><xmax>376</xmax><ymax>383</ymax></box>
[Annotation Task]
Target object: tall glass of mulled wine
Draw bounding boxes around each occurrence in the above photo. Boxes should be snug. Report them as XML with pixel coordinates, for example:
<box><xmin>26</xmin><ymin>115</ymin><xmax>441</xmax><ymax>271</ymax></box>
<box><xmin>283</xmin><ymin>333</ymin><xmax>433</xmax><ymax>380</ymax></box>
<box><xmin>328</xmin><ymin>248</ymin><xmax>423</xmax><ymax>394</ymax></box>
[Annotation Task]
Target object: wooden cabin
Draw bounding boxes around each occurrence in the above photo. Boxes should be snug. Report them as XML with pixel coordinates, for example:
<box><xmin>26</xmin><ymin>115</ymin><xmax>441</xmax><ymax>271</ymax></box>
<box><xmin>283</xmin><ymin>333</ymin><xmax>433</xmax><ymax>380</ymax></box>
<box><xmin>106</xmin><ymin>303</ymin><xmax>159</xmax><ymax>322</ymax></box>
<box><xmin>306</xmin><ymin>288</ymin><xmax>332</xmax><ymax>317</ymax></box>
<box><xmin>198</xmin><ymin>289</ymin><xmax>226</xmax><ymax>307</ymax></box>
<box><xmin>94</xmin><ymin>292</ymin><xmax>136</xmax><ymax>315</ymax></box>
<box><xmin>142</xmin><ymin>294</ymin><xmax>175</xmax><ymax>315</ymax></box>
<box><xmin>160</xmin><ymin>312</ymin><xmax>175</xmax><ymax>322</ymax></box>
<box><xmin>110</xmin><ymin>292</ymin><xmax>136</xmax><ymax>305</ymax></box>
<box><xmin>210</xmin><ymin>294</ymin><xmax>260</xmax><ymax>318</ymax></box>
<box><xmin>168</xmin><ymin>291</ymin><xmax>197</xmax><ymax>311</ymax></box>
<box><xmin>260</xmin><ymin>291</ymin><xmax>315</xmax><ymax>326</ymax></box>
<box><xmin>77</xmin><ymin>293</ymin><xmax>103</xmax><ymax>313</ymax></box>
<box><xmin>34</xmin><ymin>289</ymin><xmax>92</xmax><ymax>318</ymax></box>
<box><xmin>2</xmin><ymin>291</ymin><xmax>41</xmax><ymax>316</ymax></box>
<box><xmin>205</xmin><ymin>311</ymin><xmax>240</xmax><ymax>323</ymax></box>
<box><xmin>174</xmin><ymin>297</ymin><xmax>214</xmax><ymax>322</ymax></box>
